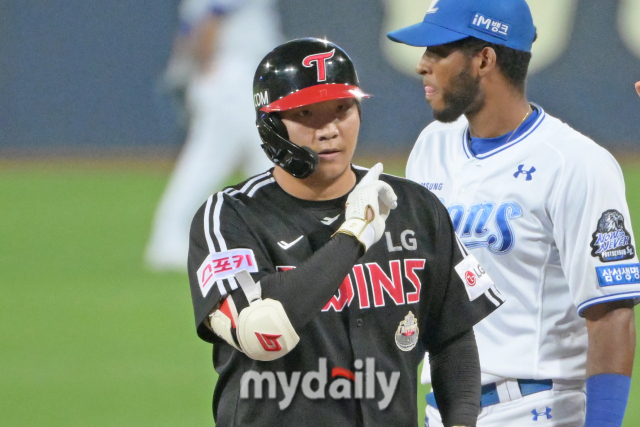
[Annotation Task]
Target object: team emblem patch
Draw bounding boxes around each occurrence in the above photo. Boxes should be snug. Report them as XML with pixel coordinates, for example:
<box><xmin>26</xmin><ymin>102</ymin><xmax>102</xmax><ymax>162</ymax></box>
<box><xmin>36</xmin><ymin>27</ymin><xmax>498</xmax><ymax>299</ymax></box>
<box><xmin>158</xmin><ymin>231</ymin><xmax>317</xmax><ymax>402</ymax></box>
<box><xmin>395</xmin><ymin>311</ymin><xmax>419</xmax><ymax>351</ymax></box>
<box><xmin>590</xmin><ymin>210</ymin><xmax>635</xmax><ymax>262</ymax></box>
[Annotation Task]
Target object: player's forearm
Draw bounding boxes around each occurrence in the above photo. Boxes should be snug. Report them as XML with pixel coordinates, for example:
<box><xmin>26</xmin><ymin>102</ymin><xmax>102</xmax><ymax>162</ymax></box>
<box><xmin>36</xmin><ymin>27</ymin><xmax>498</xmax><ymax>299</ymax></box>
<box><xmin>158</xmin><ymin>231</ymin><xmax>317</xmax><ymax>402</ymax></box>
<box><xmin>585</xmin><ymin>300</ymin><xmax>635</xmax><ymax>377</ymax></box>
<box><xmin>584</xmin><ymin>300</ymin><xmax>635</xmax><ymax>427</ymax></box>
<box><xmin>429</xmin><ymin>329</ymin><xmax>480</xmax><ymax>427</ymax></box>
<box><xmin>259</xmin><ymin>233</ymin><xmax>364</xmax><ymax>329</ymax></box>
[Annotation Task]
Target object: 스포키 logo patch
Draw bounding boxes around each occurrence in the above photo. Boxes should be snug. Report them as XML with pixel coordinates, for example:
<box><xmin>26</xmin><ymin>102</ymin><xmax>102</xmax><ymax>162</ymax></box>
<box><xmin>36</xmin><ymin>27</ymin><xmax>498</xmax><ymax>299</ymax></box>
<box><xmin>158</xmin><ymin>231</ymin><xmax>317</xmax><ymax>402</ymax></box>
<box><xmin>590</xmin><ymin>210</ymin><xmax>635</xmax><ymax>262</ymax></box>
<box><xmin>395</xmin><ymin>311</ymin><xmax>419</xmax><ymax>351</ymax></box>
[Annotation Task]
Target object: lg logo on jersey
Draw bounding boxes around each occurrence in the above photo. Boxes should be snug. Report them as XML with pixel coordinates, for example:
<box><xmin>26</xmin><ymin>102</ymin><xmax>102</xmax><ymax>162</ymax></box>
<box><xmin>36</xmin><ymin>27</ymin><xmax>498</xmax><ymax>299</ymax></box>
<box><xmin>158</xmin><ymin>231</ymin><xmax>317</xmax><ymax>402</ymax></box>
<box><xmin>449</xmin><ymin>202</ymin><xmax>523</xmax><ymax>253</ymax></box>
<box><xmin>464</xmin><ymin>265</ymin><xmax>486</xmax><ymax>287</ymax></box>
<box><xmin>240</xmin><ymin>357</ymin><xmax>400</xmax><ymax>410</ymax></box>
<box><xmin>385</xmin><ymin>230</ymin><xmax>417</xmax><ymax>252</ymax></box>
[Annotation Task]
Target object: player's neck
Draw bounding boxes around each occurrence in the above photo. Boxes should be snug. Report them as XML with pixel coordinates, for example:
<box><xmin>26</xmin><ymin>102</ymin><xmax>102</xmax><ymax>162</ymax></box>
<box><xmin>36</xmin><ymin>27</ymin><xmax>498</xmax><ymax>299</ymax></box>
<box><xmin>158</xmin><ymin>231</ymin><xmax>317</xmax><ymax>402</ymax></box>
<box><xmin>466</xmin><ymin>91</ymin><xmax>531</xmax><ymax>139</ymax></box>
<box><xmin>273</xmin><ymin>167</ymin><xmax>357</xmax><ymax>201</ymax></box>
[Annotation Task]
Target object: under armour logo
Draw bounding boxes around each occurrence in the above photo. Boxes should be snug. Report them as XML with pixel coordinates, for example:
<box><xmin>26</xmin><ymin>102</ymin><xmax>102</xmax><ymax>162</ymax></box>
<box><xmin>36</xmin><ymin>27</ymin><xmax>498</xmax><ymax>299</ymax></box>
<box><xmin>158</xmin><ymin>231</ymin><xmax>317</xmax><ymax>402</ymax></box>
<box><xmin>255</xmin><ymin>332</ymin><xmax>282</xmax><ymax>352</ymax></box>
<box><xmin>303</xmin><ymin>49</ymin><xmax>335</xmax><ymax>81</ymax></box>
<box><xmin>531</xmin><ymin>407</ymin><xmax>552</xmax><ymax>421</ymax></box>
<box><xmin>513</xmin><ymin>164</ymin><xmax>536</xmax><ymax>181</ymax></box>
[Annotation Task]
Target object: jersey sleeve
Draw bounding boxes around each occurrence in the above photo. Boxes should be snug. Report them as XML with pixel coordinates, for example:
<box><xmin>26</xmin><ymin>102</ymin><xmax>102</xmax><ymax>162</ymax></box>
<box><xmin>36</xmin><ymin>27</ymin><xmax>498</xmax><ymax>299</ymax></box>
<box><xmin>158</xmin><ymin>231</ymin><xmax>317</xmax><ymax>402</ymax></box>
<box><xmin>549</xmin><ymin>145</ymin><xmax>640</xmax><ymax>316</ymax></box>
<box><xmin>188</xmin><ymin>192</ymin><xmax>274</xmax><ymax>342</ymax></box>
<box><xmin>421</xmin><ymin>199</ymin><xmax>505</xmax><ymax>351</ymax></box>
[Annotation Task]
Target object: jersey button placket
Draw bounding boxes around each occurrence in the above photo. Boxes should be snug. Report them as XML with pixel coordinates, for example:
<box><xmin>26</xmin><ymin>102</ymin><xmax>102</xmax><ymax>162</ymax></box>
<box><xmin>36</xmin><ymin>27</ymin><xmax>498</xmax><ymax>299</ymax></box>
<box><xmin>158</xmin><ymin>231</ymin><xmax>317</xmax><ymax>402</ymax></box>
<box><xmin>356</xmin><ymin>318</ymin><xmax>363</xmax><ymax>327</ymax></box>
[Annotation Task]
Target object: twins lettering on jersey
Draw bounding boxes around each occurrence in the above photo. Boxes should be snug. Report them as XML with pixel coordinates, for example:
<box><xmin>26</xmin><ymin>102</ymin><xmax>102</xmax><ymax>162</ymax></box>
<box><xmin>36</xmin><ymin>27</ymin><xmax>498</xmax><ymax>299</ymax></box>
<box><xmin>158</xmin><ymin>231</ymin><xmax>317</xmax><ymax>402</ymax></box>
<box><xmin>279</xmin><ymin>260</ymin><xmax>426</xmax><ymax>311</ymax></box>
<box><xmin>449</xmin><ymin>202</ymin><xmax>522</xmax><ymax>253</ymax></box>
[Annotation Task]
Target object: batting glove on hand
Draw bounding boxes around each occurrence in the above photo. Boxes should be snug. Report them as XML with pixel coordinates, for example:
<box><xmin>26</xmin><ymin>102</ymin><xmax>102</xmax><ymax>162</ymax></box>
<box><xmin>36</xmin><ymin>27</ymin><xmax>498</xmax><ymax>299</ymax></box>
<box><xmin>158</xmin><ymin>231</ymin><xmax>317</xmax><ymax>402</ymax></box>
<box><xmin>336</xmin><ymin>163</ymin><xmax>398</xmax><ymax>251</ymax></box>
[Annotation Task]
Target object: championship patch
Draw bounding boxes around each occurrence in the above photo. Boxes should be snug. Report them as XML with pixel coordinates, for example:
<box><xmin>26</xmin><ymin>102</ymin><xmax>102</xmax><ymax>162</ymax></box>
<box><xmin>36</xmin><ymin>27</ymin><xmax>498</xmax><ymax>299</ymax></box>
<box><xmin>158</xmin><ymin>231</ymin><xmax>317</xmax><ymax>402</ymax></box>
<box><xmin>596</xmin><ymin>263</ymin><xmax>640</xmax><ymax>287</ymax></box>
<box><xmin>197</xmin><ymin>249</ymin><xmax>258</xmax><ymax>297</ymax></box>
<box><xmin>590</xmin><ymin>210</ymin><xmax>635</xmax><ymax>262</ymax></box>
<box><xmin>395</xmin><ymin>311</ymin><xmax>418</xmax><ymax>351</ymax></box>
<box><xmin>454</xmin><ymin>254</ymin><xmax>494</xmax><ymax>301</ymax></box>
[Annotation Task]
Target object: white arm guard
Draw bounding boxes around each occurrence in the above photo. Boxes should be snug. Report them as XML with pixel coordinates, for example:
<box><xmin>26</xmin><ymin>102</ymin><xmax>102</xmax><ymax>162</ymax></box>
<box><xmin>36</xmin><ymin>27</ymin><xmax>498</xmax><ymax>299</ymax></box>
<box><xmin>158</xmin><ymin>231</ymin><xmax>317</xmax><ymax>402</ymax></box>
<box><xmin>208</xmin><ymin>270</ymin><xmax>300</xmax><ymax>361</ymax></box>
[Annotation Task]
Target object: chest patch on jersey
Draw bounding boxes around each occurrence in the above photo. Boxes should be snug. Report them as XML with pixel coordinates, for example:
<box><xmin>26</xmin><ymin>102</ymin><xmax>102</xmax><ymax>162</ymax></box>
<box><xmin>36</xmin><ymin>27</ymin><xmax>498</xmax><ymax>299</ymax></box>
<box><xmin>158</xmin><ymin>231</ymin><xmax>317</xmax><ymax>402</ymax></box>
<box><xmin>454</xmin><ymin>254</ymin><xmax>494</xmax><ymax>301</ymax></box>
<box><xmin>197</xmin><ymin>249</ymin><xmax>258</xmax><ymax>297</ymax></box>
<box><xmin>590</xmin><ymin>210</ymin><xmax>635</xmax><ymax>262</ymax></box>
<box><xmin>595</xmin><ymin>263</ymin><xmax>640</xmax><ymax>287</ymax></box>
<box><xmin>395</xmin><ymin>311</ymin><xmax>419</xmax><ymax>351</ymax></box>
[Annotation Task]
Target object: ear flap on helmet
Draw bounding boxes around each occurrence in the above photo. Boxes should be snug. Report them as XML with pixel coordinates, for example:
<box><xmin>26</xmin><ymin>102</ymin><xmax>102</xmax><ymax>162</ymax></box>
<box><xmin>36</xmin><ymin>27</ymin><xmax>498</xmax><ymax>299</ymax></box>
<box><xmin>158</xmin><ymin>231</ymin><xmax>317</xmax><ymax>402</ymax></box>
<box><xmin>256</xmin><ymin>113</ymin><xmax>318</xmax><ymax>179</ymax></box>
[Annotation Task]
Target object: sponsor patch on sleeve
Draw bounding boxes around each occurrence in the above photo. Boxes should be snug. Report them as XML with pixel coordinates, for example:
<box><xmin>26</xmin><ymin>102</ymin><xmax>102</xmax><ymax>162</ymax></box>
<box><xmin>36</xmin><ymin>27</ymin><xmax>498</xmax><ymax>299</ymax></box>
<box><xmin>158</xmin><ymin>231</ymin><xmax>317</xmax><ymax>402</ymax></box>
<box><xmin>454</xmin><ymin>254</ymin><xmax>494</xmax><ymax>301</ymax></box>
<box><xmin>596</xmin><ymin>263</ymin><xmax>640</xmax><ymax>287</ymax></box>
<box><xmin>197</xmin><ymin>249</ymin><xmax>258</xmax><ymax>297</ymax></box>
<box><xmin>590</xmin><ymin>209</ymin><xmax>635</xmax><ymax>262</ymax></box>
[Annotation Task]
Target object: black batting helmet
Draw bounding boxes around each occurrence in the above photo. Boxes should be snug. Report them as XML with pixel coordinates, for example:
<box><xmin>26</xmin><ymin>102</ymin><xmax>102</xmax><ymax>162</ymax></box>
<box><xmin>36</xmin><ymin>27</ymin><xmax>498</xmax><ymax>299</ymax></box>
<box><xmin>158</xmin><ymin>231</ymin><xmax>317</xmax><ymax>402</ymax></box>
<box><xmin>253</xmin><ymin>38</ymin><xmax>369</xmax><ymax>178</ymax></box>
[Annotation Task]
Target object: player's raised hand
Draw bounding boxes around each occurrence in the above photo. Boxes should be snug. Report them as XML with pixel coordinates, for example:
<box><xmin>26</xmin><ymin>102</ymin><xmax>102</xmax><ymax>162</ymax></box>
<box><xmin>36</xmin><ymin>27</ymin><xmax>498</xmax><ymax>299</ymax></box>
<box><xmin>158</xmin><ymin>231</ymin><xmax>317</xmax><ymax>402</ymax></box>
<box><xmin>636</xmin><ymin>81</ymin><xmax>640</xmax><ymax>97</ymax></box>
<box><xmin>336</xmin><ymin>163</ymin><xmax>398</xmax><ymax>251</ymax></box>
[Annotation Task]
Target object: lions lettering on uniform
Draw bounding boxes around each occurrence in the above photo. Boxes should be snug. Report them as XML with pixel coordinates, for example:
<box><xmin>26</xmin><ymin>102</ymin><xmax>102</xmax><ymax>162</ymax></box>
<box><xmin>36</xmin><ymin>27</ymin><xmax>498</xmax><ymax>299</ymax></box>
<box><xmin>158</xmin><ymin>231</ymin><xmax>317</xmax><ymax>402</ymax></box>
<box><xmin>448</xmin><ymin>202</ymin><xmax>522</xmax><ymax>253</ymax></box>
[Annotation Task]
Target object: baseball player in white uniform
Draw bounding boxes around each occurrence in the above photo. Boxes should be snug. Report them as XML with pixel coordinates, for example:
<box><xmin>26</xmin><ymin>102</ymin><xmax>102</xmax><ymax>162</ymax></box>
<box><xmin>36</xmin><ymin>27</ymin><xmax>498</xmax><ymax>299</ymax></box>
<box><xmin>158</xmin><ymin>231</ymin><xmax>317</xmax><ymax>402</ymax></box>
<box><xmin>388</xmin><ymin>1</ymin><xmax>638</xmax><ymax>426</ymax></box>
<box><xmin>146</xmin><ymin>0</ymin><xmax>280</xmax><ymax>270</ymax></box>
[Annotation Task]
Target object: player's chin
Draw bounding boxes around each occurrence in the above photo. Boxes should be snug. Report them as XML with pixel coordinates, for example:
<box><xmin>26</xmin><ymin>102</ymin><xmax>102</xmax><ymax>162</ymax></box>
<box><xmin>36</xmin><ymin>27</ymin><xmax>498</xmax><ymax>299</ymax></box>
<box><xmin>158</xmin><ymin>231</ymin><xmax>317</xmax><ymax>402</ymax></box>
<box><xmin>315</xmin><ymin>158</ymin><xmax>351</xmax><ymax>180</ymax></box>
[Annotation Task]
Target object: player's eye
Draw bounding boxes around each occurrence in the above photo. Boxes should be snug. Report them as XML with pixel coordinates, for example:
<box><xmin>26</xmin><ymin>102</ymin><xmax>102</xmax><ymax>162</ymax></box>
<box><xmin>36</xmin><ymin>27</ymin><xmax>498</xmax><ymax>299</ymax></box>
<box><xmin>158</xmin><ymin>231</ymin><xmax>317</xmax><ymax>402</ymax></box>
<box><xmin>298</xmin><ymin>110</ymin><xmax>311</xmax><ymax>118</ymax></box>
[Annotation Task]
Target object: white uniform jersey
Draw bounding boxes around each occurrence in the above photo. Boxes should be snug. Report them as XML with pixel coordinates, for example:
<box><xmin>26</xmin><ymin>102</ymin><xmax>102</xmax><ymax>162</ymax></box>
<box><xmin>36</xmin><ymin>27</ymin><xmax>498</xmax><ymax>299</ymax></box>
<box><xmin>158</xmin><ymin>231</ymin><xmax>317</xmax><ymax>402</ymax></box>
<box><xmin>408</xmin><ymin>105</ymin><xmax>640</xmax><ymax>384</ymax></box>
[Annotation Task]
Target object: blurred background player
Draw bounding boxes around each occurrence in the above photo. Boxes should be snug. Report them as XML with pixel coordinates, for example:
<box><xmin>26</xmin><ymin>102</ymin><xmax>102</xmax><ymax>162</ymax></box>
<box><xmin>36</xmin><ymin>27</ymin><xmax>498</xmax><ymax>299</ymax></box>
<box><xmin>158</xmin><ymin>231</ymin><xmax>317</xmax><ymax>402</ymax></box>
<box><xmin>145</xmin><ymin>0</ymin><xmax>281</xmax><ymax>271</ymax></box>
<box><xmin>388</xmin><ymin>1</ymin><xmax>639</xmax><ymax>426</ymax></box>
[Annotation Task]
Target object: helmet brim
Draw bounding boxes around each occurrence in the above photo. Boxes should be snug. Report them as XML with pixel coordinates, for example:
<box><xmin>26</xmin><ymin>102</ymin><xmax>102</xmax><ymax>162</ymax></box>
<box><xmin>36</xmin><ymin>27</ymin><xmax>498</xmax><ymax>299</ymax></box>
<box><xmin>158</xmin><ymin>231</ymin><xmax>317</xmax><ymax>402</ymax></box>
<box><xmin>260</xmin><ymin>84</ymin><xmax>369</xmax><ymax>113</ymax></box>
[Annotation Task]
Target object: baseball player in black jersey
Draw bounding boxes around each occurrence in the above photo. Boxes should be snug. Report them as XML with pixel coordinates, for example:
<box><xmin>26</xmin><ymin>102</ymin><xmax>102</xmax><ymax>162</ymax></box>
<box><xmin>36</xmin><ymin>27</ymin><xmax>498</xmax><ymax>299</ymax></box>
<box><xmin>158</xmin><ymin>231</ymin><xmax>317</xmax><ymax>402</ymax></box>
<box><xmin>187</xmin><ymin>38</ymin><xmax>504</xmax><ymax>427</ymax></box>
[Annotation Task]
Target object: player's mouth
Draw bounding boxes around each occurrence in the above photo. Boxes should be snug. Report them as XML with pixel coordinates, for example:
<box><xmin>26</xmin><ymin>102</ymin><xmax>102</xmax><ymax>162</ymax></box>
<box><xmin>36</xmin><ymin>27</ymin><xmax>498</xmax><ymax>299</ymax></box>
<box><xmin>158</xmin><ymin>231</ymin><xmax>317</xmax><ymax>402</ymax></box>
<box><xmin>317</xmin><ymin>148</ymin><xmax>342</xmax><ymax>160</ymax></box>
<box><xmin>424</xmin><ymin>85</ymin><xmax>437</xmax><ymax>100</ymax></box>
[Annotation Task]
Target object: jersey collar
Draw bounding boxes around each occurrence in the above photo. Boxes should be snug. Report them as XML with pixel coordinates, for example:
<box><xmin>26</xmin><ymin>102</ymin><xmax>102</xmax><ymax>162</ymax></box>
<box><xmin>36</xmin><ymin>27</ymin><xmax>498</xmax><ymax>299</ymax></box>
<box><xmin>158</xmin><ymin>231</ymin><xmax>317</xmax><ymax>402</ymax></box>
<box><xmin>461</xmin><ymin>103</ymin><xmax>546</xmax><ymax>159</ymax></box>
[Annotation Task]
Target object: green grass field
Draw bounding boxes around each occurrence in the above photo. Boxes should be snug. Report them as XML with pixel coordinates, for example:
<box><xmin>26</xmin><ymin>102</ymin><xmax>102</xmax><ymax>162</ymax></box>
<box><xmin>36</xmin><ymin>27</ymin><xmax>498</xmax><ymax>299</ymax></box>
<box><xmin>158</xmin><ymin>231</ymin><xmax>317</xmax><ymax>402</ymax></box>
<box><xmin>1</xmin><ymin>158</ymin><xmax>640</xmax><ymax>426</ymax></box>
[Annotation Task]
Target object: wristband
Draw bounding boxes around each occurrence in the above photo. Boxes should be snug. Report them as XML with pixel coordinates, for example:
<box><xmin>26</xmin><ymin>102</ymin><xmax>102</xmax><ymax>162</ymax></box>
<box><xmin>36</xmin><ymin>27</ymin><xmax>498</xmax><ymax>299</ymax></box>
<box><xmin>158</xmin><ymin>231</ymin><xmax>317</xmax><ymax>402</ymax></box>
<box><xmin>585</xmin><ymin>373</ymin><xmax>631</xmax><ymax>427</ymax></box>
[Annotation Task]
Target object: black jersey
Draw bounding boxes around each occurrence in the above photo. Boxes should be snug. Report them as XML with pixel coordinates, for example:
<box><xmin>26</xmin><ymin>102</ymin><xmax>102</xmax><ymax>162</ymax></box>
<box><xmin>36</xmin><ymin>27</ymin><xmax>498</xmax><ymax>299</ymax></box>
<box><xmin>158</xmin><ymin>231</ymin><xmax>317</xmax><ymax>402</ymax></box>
<box><xmin>187</xmin><ymin>166</ymin><xmax>503</xmax><ymax>427</ymax></box>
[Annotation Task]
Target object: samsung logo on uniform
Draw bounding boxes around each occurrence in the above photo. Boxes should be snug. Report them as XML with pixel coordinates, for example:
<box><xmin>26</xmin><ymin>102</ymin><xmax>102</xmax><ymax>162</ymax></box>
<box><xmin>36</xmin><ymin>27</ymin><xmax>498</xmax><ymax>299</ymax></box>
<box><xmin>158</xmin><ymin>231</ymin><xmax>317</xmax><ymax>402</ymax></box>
<box><xmin>596</xmin><ymin>263</ymin><xmax>640</xmax><ymax>287</ymax></box>
<box><xmin>421</xmin><ymin>182</ymin><xmax>443</xmax><ymax>191</ymax></box>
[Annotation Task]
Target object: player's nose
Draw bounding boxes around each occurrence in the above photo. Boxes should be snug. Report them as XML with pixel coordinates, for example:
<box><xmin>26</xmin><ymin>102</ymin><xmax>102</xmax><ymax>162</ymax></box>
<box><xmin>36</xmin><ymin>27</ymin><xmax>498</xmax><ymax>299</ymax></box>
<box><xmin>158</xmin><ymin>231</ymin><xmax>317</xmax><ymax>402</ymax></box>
<box><xmin>416</xmin><ymin>54</ymin><xmax>432</xmax><ymax>76</ymax></box>
<box><xmin>317</xmin><ymin>120</ymin><xmax>339</xmax><ymax>141</ymax></box>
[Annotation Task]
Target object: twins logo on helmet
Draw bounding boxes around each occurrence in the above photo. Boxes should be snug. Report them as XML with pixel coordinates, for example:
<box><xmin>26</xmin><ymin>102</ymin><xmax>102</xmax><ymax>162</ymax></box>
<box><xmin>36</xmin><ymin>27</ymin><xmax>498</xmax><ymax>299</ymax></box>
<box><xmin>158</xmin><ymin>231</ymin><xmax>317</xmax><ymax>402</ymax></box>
<box><xmin>302</xmin><ymin>49</ymin><xmax>335</xmax><ymax>82</ymax></box>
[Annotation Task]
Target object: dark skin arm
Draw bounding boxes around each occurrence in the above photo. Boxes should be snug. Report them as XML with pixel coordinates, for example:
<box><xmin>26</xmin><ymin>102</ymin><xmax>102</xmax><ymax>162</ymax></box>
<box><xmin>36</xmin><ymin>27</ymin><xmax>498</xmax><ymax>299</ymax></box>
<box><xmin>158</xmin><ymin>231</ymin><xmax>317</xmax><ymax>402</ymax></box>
<box><xmin>584</xmin><ymin>300</ymin><xmax>636</xmax><ymax>377</ymax></box>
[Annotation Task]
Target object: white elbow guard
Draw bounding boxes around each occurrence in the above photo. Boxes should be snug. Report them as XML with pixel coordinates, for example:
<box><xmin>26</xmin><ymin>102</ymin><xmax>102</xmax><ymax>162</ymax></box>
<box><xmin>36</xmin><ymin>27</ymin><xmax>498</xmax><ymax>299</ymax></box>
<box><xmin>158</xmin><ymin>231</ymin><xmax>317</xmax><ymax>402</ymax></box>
<box><xmin>208</xmin><ymin>270</ymin><xmax>300</xmax><ymax>361</ymax></box>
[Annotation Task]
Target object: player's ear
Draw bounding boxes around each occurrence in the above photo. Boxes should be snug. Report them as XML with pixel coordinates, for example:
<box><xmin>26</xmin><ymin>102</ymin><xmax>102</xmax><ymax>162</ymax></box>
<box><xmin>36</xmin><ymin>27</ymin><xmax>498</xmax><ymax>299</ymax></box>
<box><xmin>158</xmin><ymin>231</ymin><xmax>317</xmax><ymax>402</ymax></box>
<box><xmin>476</xmin><ymin>46</ymin><xmax>497</xmax><ymax>77</ymax></box>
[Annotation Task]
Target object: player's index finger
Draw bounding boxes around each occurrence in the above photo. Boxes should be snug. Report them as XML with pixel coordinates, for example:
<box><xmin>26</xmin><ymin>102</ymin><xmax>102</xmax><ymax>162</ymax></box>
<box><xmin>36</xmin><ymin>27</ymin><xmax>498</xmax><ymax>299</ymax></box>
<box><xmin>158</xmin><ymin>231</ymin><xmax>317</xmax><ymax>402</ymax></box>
<box><xmin>360</xmin><ymin>163</ymin><xmax>383</xmax><ymax>186</ymax></box>
<box><xmin>374</xmin><ymin>181</ymin><xmax>398</xmax><ymax>209</ymax></box>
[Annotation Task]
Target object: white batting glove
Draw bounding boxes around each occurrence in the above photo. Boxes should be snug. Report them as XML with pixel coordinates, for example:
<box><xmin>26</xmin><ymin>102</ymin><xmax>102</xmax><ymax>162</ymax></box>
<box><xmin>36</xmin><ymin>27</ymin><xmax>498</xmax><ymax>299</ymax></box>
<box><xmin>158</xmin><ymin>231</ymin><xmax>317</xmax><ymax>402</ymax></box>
<box><xmin>336</xmin><ymin>163</ymin><xmax>398</xmax><ymax>251</ymax></box>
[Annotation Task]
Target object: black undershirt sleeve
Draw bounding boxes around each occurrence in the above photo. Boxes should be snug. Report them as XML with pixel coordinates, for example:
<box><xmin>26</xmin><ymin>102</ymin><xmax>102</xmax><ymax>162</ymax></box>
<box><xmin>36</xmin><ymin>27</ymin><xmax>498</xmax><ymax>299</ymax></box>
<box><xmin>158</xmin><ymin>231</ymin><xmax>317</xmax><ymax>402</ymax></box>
<box><xmin>235</xmin><ymin>233</ymin><xmax>364</xmax><ymax>330</ymax></box>
<box><xmin>429</xmin><ymin>328</ymin><xmax>481</xmax><ymax>427</ymax></box>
